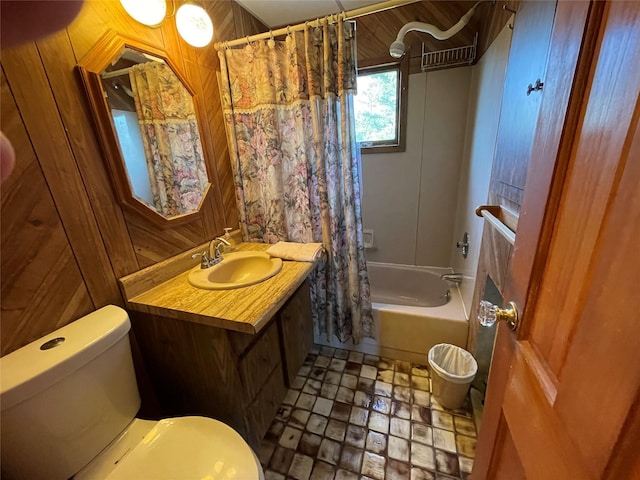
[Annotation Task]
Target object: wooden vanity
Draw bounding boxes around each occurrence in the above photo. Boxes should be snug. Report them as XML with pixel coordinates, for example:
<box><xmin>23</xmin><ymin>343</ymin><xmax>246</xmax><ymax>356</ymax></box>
<box><xmin>119</xmin><ymin>243</ymin><xmax>316</xmax><ymax>448</ymax></box>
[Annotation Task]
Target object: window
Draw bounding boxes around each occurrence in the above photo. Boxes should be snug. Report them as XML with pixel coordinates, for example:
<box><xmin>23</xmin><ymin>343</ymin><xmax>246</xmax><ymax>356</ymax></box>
<box><xmin>354</xmin><ymin>58</ymin><xmax>408</xmax><ymax>153</ymax></box>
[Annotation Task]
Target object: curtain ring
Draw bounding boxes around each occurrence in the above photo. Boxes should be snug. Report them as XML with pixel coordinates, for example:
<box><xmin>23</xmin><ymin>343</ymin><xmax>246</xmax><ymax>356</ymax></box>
<box><xmin>287</xmin><ymin>25</ymin><xmax>292</xmax><ymax>36</ymax></box>
<box><xmin>246</xmin><ymin>35</ymin><xmax>251</xmax><ymax>46</ymax></box>
<box><xmin>270</xmin><ymin>30</ymin><xmax>274</xmax><ymax>41</ymax></box>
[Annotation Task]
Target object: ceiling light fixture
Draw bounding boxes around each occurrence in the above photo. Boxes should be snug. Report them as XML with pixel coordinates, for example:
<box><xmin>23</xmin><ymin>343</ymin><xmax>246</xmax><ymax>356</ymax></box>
<box><xmin>119</xmin><ymin>0</ymin><xmax>214</xmax><ymax>48</ymax></box>
<box><xmin>175</xmin><ymin>3</ymin><xmax>214</xmax><ymax>48</ymax></box>
<box><xmin>120</xmin><ymin>0</ymin><xmax>167</xmax><ymax>27</ymax></box>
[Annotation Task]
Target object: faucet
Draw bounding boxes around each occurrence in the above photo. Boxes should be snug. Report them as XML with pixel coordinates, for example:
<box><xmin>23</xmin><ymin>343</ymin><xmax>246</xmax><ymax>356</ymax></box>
<box><xmin>210</xmin><ymin>237</ymin><xmax>231</xmax><ymax>262</ymax></box>
<box><xmin>440</xmin><ymin>273</ymin><xmax>463</xmax><ymax>284</ymax></box>
<box><xmin>192</xmin><ymin>237</ymin><xmax>231</xmax><ymax>269</ymax></box>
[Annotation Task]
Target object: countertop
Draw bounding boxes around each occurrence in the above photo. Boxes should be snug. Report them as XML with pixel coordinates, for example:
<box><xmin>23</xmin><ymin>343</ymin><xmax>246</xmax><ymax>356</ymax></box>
<box><xmin>119</xmin><ymin>242</ymin><xmax>317</xmax><ymax>334</ymax></box>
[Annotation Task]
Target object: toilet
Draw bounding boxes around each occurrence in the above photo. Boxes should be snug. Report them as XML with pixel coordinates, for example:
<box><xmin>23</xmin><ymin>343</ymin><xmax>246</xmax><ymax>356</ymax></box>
<box><xmin>0</xmin><ymin>305</ymin><xmax>264</xmax><ymax>480</ymax></box>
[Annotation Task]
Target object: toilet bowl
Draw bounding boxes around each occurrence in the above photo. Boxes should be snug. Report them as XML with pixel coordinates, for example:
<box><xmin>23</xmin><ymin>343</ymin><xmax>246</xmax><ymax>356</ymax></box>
<box><xmin>0</xmin><ymin>305</ymin><xmax>264</xmax><ymax>480</ymax></box>
<box><xmin>75</xmin><ymin>417</ymin><xmax>264</xmax><ymax>479</ymax></box>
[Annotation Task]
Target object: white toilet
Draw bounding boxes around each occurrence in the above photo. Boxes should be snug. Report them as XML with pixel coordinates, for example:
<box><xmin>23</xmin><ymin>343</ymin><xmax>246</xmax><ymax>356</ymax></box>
<box><xmin>0</xmin><ymin>305</ymin><xmax>265</xmax><ymax>480</ymax></box>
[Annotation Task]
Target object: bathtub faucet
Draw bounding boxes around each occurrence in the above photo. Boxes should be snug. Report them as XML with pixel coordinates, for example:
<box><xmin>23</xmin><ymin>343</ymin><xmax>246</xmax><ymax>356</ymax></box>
<box><xmin>440</xmin><ymin>273</ymin><xmax>463</xmax><ymax>284</ymax></box>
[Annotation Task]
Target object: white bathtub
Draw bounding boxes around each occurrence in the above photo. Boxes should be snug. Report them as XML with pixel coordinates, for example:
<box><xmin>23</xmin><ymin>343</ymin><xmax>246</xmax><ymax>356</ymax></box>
<box><xmin>314</xmin><ymin>262</ymin><xmax>469</xmax><ymax>364</ymax></box>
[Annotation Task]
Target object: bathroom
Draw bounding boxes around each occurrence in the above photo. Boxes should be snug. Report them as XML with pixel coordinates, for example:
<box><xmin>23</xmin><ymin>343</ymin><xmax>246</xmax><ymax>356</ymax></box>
<box><xmin>1</xmin><ymin>0</ymin><xmax>638</xmax><ymax>479</ymax></box>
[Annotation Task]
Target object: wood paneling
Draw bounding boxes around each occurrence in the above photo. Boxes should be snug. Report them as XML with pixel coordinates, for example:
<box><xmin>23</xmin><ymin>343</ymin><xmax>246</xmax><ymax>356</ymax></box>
<box><xmin>278</xmin><ymin>280</ymin><xmax>313</xmax><ymax>386</ymax></box>
<box><xmin>35</xmin><ymin>29</ymin><xmax>139</xmax><ymax>279</ymax></box>
<box><xmin>130</xmin><ymin>311</ymin><xmax>248</xmax><ymax>432</ymax></box>
<box><xmin>2</xmin><ymin>44</ymin><xmax>123</xmax><ymax>308</ymax></box>
<box><xmin>197</xmin><ymin>63</ymin><xmax>239</xmax><ymax>230</ymax></box>
<box><xmin>232</xmin><ymin>0</ymin><xmax>269</xmax><ymax>41</ymax></box>
<box><xmin>476</xmin><ymin>1</ymin><xmax>519</xmax><ymax>59</ymax></box>
<box><xmin>246</xmin><ymin>363</ymin><xmax>287</xmax><ymax>447</ymax></box>
<box><xmin>0</xmin><ymin>0</ymin><xmax>265</xmax><ymax>355</ymax></box>
<box><xmin>0</xmin><ymin>71</ymin><xmax>94</xmax><ymax>356</ymax></box>
<box><xmin>237</xmin><ymin>320</ymin><xmax>282</xmax><ymax>399</ymax></box>
<box><xmin>131</xmin><ymin>309</ymin><xmax>288</xmax><ymax>450</ymax></box>
<box><xmin>489</xmin><ymin>0</ymin><xmax>557</xmax><ymax>211</ymax></box>
<box><xmin>355</xmin><ymin>0</ymin><xmax>513</xmax><ymax>73</ymax></box>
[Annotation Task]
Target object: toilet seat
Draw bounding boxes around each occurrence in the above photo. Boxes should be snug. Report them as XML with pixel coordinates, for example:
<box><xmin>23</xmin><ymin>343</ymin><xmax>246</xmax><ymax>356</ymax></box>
<box><xmin>76</xmin><ymin>417</ymin><xmax>263</xmax><ymax>480</ymax></box>
<box><xmin>108</xmin><ymin>417</ymin><xmax>262</xmax><ymax>480</ymax></box>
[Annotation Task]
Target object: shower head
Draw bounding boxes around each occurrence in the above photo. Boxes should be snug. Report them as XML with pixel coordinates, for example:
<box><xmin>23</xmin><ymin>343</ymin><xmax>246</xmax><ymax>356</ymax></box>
<box><xmin>389</xmin><ymin>40</ymin><xmax>405</xmax><ymax>59</ymax></box>
<box><xmin>388</xmin><ymin>2</ymin><xmax>480</xmax><ymax>58</ymax></box>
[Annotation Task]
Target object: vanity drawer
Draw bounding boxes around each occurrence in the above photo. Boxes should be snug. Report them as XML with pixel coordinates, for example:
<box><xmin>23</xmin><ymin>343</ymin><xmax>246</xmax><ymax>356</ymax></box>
<box><xmin>238</xmin><ymin>320</ymin><xmax>281</xmax><ymax>400</ymax></box>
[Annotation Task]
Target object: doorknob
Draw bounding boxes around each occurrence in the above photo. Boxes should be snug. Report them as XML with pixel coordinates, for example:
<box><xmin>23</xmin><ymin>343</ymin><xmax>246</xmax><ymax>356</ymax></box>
<box><xmin>478</xmin><ymin>300</ymin><xmax>519</xmax><ymax>331</ymax></box>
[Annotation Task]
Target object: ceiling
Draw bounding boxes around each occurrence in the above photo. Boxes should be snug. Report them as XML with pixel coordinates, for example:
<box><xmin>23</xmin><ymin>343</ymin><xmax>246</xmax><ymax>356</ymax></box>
<box><xmin>234</xmin><ymin>0</ymin><xmax>385</xmax><ymax>28</ymax></box>
<box><xmin>229</xmin><ymin>0</ymin><xmax>510</xmax><ymax>72</ymax></box>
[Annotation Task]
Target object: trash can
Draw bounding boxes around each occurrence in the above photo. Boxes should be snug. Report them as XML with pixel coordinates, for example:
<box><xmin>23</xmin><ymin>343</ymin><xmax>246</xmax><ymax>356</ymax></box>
<box><xmin>428</xmin><ymin>343</ymin><xmax>478</xmax><ymax>409</ymax></box>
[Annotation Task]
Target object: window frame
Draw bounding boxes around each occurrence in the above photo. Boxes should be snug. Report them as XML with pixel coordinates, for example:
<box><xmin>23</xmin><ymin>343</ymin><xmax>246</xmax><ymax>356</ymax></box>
<box><xmin>355</xmin><ymin>55</ymin><xmax>409</xmax><ymax>154</ymax></box>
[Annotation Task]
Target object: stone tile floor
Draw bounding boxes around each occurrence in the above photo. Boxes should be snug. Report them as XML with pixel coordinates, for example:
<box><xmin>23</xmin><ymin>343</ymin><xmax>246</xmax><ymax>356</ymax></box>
<box><xmin>258</xmin><ymin>345</ymin><xmax>477</xmax><ymax>480</ymax></box>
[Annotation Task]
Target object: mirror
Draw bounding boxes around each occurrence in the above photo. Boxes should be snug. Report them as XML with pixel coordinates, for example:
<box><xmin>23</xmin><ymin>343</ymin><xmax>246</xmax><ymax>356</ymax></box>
<box><xmin>78</xmin><ymin>31</ymin><xmax>211</xmax><ymax>227</ymax></box>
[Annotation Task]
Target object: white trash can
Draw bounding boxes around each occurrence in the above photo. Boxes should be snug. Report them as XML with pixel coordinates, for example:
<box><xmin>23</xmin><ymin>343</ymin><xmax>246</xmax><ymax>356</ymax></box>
<box><xmin>428</xmin><ymin>343</ymin><xmax>478</xmax><ymax>409</ymax></box>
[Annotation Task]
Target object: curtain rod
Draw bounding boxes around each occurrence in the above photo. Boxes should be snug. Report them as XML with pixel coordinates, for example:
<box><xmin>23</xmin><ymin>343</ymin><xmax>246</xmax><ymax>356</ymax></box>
<box><xmin>214</xmin><ymin>0</ymin><xmax>421</xmax><ymax>50</ymax></box>
<box><xmin>101</xmin><ymin>67</ymin><xmax>133</xmax><ymax>79</ymax></box>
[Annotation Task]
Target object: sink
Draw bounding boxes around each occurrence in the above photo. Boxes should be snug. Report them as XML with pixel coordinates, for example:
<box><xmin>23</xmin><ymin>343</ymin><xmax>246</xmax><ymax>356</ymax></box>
<box><xmin>188</xmin><ymin>251</ymin><xmax>283</xmax><ymax>290</ymax></box>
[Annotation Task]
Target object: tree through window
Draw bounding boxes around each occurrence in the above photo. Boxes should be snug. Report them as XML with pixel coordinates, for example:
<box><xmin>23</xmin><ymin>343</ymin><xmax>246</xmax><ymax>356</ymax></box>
<box><xmin>354</xmin><ymin>60</ymin><xmax>407</xmax><ymax>153</ymax></box>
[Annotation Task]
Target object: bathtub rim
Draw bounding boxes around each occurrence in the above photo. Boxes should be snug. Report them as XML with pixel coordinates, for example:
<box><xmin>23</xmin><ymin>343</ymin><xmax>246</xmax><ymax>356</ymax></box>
<box><xmin>367</xmin><ymin>261</ymin><xmax>469</xmax><ymax>322</ymax></box>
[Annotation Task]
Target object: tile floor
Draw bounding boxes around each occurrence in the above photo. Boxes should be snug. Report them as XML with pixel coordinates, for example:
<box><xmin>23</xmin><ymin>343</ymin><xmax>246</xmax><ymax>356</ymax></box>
<box><xmin>258</xmin><ymin>345</ymin><xmax>477</xmax><ymax>480</ymax></box>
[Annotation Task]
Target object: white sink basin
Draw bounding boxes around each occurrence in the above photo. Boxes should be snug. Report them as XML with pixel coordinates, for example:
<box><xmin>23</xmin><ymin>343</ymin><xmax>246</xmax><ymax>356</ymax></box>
<box><xmin>187</xmin><ymin>251</ymin><xmax>283</xmax><ymax>290</ymax></box>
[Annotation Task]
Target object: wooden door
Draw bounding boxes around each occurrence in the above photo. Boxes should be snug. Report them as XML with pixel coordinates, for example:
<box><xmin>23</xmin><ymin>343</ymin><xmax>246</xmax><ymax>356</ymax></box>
<box><xmin>473</xmin><ymin>1</ymin><xmax>640</xmax><ymax>479</ymax></box>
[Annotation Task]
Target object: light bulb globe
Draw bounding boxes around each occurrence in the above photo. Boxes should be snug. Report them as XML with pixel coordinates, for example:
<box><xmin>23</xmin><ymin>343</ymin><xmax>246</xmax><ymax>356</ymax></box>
<box><xmin>120</xmin><ymin>0</ymin><xmax>166</xmax><ymax>27</ymax></box>
<box><xmin>176</xmin><ymin>3</ymin><xmax>214</xmax><ymax>48</ymax></box>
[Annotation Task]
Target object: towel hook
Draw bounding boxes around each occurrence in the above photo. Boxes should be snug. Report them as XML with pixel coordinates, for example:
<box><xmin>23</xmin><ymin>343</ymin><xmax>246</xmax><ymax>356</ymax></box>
<box><xmin>502</xmin><ymin>5</ymin><xmax>516</xmax><ymax>29</ymax></box>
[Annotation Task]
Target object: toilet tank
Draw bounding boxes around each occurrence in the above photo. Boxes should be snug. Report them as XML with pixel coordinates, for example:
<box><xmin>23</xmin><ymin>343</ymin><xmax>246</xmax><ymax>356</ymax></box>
<box><xmin>0</xmin><ymin>305</ymin><xmax>141</xmax><ymax>480</ymax></box>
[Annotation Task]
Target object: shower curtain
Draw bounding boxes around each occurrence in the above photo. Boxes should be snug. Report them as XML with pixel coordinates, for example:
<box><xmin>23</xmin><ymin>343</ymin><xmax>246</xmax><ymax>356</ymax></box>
<box><xmin>129</xmin><ymin>62</ymin><xmax>208</xmax><ymax>216</ymax></box>
<box><xmin>218</xmin><ymin>18</ymin><xmax>373</xmax><ymax>343</ymax></box>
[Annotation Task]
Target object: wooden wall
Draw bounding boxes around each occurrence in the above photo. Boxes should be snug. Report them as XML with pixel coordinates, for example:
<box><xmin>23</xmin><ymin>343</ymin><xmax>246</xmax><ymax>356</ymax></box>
<box><xmin>467</xmin><ymin>0</ymin><xmax>559</xmax><ymax>352</ymax></box>
<box><xmin>0</xmin><ymin>0</ymin><xmax>266</xmax><ymax>356</ymax></box>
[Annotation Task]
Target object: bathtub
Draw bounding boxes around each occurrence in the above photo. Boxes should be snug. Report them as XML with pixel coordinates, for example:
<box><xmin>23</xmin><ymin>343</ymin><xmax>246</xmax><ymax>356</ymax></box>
<box><xmin>314</xmin><ymin>262</ymin><xmax>469</xmax><ymax>364</ymax></box>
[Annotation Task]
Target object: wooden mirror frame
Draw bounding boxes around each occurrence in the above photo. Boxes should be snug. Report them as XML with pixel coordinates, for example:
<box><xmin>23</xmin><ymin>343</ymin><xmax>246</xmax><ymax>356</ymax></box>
<box><xmin>77</xmin><ymin>30</ymin><xmax>213</xmax><ymax>228</ymax></box>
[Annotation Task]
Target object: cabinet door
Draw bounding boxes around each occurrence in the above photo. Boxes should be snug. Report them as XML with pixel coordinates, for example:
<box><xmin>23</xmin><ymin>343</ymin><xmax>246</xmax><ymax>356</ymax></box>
<box><xmin>489</xmin><ymin>0</ymin><xmax>557</xmax><ymax>211</ymax></box>
<box><xmin>237</xmin><ymin>319</ymin><xmax>282</xmax><ymax>400</ymax></box>
<box><xmin>246</xmin><ymin>364</ymin><xmax>287</xmax><ymax>449</ymax></box>
<box><xmin>277</xmin><ymin>280</ymin><xmax>313</xmax><ymax>385</ymax></box>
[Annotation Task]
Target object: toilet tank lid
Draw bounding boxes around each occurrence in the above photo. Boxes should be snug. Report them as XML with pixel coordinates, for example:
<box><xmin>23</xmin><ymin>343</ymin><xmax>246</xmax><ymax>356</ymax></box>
<box><xmin>1</xmin><ymin>305</ymin><xmax>131</xmax><ymax>409</ymax></box>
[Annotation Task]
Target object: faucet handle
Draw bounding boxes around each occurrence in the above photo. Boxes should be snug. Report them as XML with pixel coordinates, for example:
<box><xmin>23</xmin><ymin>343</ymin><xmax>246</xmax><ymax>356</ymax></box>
<box><xmin>192</xmin><ymin>251</ymin><xmax>211</xmax><ymax>269</ymax></box>
<box><xmin>213</xmin><ymin>237</ymin><xmax>231</xmax><ymax>258</ymax></box>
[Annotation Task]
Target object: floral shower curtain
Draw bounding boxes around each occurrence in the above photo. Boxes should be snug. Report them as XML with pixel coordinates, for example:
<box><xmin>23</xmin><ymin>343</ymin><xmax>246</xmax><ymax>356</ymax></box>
<box><xmin>129</xmin><ymin>62</ymin><xmax>208</xmax><ymax>216</ymax></box>
<box><xmin>219</xmin><ymin>18</ymin><xmax>373</xmax><ymax>344</ymax></box>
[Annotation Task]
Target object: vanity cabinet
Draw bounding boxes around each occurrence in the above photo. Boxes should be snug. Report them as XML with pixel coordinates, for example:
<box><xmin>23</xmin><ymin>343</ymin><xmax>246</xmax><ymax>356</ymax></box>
<box><xmin>277</xmin><ymin>280</ymin><xmax>313</xmax><ymax>385</ymax></box>
<box><xmin>130</xmin><ymin>279</ymin><xmax>312</xmax><ymax>449</ymax></box>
